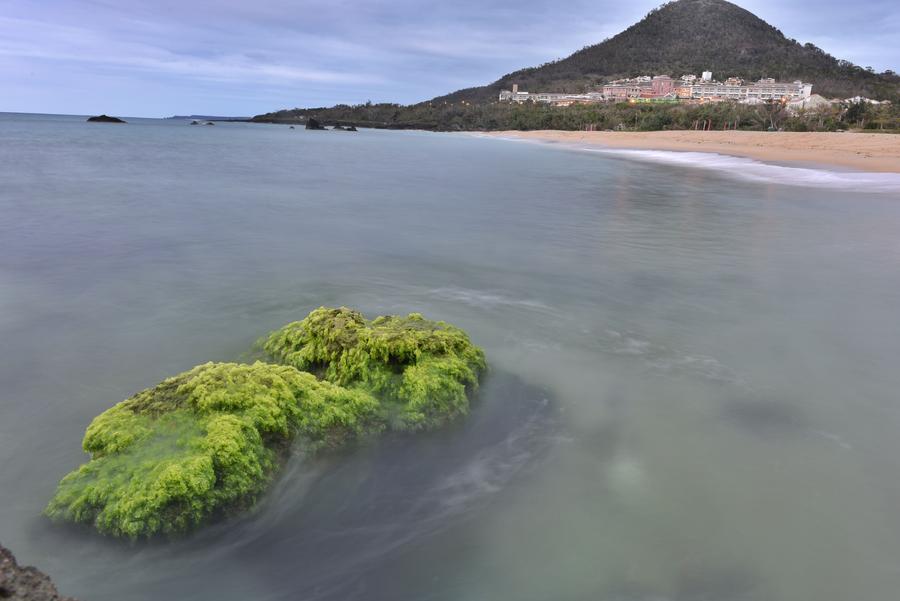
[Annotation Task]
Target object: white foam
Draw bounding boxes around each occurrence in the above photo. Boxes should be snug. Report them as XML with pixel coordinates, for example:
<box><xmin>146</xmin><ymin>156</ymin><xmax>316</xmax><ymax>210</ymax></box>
<box><xmin>581</xmin><ymin>147</ymin><xmax>900</xmax><ymax>193</ymax></box>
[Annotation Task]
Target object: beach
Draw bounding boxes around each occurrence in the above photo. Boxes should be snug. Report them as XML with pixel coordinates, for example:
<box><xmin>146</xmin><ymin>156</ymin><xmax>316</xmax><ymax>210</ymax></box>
<box><xmin>487</xmin><ymin>130</ymin><xmax>900</xmax><ymax>173</ymax></box>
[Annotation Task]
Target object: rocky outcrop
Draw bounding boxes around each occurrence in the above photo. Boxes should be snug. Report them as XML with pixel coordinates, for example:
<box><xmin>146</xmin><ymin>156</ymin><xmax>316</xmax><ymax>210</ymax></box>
<box><xmin>0</xmin><ymin>544</ymin><xmax>75</xmax><ymax>601</ymax></box>
<box><xmin>305</xmin><ymin>117</ymin><xmax>326</xmax><ymax>130</ymax></box>
<box><xmin>86</xmin><ymin>115</ymin><xmax>125</xmax><ymax>123</ymax></box>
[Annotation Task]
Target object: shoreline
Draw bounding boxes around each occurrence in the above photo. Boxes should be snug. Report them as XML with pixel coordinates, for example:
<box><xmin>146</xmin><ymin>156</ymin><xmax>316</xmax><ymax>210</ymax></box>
<box><xmin>484</xmin><ymin>130</ymin><xmax>900</xmax><ymax>174</ymax></box>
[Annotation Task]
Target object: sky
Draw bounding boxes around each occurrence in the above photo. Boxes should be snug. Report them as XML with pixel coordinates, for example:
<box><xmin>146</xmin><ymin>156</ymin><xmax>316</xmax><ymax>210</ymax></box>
<box><xmin>2</xmin><ymin>0</ymin><xmax>898</xmax><ymax>117</ymax></box>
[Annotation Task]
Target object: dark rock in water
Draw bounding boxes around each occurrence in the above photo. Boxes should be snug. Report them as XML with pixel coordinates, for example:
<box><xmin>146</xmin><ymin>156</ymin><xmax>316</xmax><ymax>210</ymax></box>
<box><xmin>289</xmin><ymin>125</ymin><xmax>295</xmax><ymax>129</ymax></box>
<box><xmin>204</xmin><ymin>122</ymin><xmax>215</xmax><ymax>126</ymax></box>
<box><xmin>86</xmin><ymin>114</ymin><xmax>125</xmax><ymax>123</ymax></box>
<box><xmin>305</xmin><ymin>118</ymin><xmax>326</xmax><ymax>130</ymax></box>
<box><xmin>722</xmin><ymin>398</ymin><xmax>806</xmax><ymax>438</ymax></box>
<box><xmin>0</xmin><ymin>543</ymin><xmax>76</xmax><ymax>601</ymax></box>
<box><xmin>190</xmin><ymin>120</ymin><xmax>200</xmax><ymax>125</ymax></box>
<box><xmin>331</xmin><ymin>125</ymin><xmax>346</xmax><ymax>131</ymax></box>
<box><xmin>345</xmin><ymin>125</ymin><xmax>358</xmax><ymax>131</ymax></box>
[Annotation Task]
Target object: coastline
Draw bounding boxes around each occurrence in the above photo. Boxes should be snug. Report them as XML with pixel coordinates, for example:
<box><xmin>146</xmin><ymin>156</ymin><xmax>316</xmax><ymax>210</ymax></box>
<box><xmin>484</xmin><ymin>130</ymin><xmax>900</xmax><ymax>174</ymax></box>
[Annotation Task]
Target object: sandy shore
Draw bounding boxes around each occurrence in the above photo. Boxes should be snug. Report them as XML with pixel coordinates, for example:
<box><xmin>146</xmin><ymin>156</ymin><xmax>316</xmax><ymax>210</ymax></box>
<box><xmin>486</xmin><ymin>130</ymin><xmax>900</xmax><ymax>173</ymax></box>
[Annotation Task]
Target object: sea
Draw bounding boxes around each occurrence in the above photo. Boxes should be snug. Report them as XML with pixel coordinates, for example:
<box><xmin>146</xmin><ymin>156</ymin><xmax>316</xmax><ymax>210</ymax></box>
<box><xmin>2</xmin><ymin>112</ymin><xmax>900</xmax><ymax>601</ymax></box>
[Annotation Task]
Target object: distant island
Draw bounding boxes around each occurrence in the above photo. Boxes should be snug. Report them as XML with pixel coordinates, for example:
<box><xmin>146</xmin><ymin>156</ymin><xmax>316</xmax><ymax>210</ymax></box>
<box><xmin>87</xmin><ymin>114</ymin><xmax>126</xmax><ymax>123</ymax></box>
<box><xmin>252</xmin><ymin>0</ymin><xmax>898</xmax><ymax>133</ymax></box>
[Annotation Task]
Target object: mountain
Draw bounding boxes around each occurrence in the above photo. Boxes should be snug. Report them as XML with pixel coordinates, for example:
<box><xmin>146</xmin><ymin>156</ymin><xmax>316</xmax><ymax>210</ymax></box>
<box><xmin>433</xmin><ymin>0</ymin><xmax>898</xmax><ymax>103</ymax></box>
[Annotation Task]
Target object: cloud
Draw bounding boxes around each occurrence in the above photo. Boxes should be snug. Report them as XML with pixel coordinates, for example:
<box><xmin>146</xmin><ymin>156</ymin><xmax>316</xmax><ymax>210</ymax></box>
<box><xmin>1</xmin><ymin>0</ymin><xmax>897</xmax><ymax>117</ymax></box>
<box><xmin>0</xmin><ymin>16</ymin><xmax>381</xmax><ymax>85</ymax></box>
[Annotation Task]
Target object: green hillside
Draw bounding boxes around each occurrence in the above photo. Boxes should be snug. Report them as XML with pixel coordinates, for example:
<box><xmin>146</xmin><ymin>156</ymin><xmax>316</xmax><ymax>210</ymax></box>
<box><xmin>434</xmin><ymin>0</ymin><xmax>898</xmax><ymax>103</ymax></box>
<box><xmin>253</xmin><ymin>0</ymin><xmax>898</xmax><ymax>131</ymax></box>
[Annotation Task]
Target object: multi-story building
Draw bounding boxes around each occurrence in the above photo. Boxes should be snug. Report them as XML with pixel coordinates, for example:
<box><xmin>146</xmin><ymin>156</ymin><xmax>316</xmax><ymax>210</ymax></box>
<box><xmin>683</xmin><ymin>73</ymin><xmax>812</xmax><ymax>102</ymax></box>
<box><xmin>651</xmin><ymin>75</ymin><xmax>675</xmax><ymax>96</ymax></box>
<box><xmin>690</xmin><ymin>80</ymin><xmax>746</xmax><ymax>101</ymax></box>
<box><xmin>498</xmin><ymin>85</ymin><xmax>604</xmax><ymax>105</ymax></box>
<box><xmin>602</xmin><ymin>77</ymin><xmax>653</xmax><ymax>100</ymax></box>
<box><xmin>498</xmin><ymin>83</ymin><xmax>532</xmax><ymax>102</ymax></box>
<box><xmin>499</xmin><ymin>71</ymin><xmax>813</xmax><ymax>106</ymax></box>
<box><xmin>743</xmin><ymin>79</ymin><xmax>813</xmax><ymax>102</ymax></box>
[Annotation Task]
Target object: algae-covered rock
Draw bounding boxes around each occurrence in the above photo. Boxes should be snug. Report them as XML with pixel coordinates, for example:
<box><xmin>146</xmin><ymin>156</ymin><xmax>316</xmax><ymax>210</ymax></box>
<box><xmin>262</xmin><ymin>307</ymin><xmax>486</xmax><ymax>430</ymax></box>
<box><xmin>47</xmin><ymin>308</ymin><xmax>484</xmax><ymax>538</ymax></box>
<box><xmin>46</xmin><ymin>361</ymin><xmax>382</xmax><ymax>538</ymax></box>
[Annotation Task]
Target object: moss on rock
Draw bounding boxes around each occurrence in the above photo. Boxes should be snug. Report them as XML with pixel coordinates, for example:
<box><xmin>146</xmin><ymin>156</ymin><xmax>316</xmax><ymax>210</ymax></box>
<box><xmin>46</xmin><ymin>362</ymin><xmax>382</xmax><ymax>538</ymax></box>
<box><xmin>47</xmin><ymin>308</ymin><xmax>484</xmax><ymax>538</ymax></box>
<box><xmin>262</xmin><ymin>307</ymin><xmax>486</xmax><ymax>430</ymax></box>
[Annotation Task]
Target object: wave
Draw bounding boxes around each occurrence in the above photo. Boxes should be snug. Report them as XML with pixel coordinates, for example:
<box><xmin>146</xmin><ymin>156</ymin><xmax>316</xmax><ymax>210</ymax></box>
<box><xmin>581</xmin><ymin>147</ymin><xmax>900</xmax><ymax>193</ymax></box>
<box><xmin>427</xmin><ymin>286</ymin><xmax>556</xmax><ymax>313</ymax></box>
<box><xmin>598</xmin><ymin>329</ymin><xmax>748</xmax><ymax>386</ymax></box>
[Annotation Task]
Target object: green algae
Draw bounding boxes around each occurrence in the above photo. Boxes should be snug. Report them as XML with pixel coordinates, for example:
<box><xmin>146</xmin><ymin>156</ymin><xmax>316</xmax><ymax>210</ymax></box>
<box><xmin>46</xmin><ymin>308</ymin><xmax>485</xmax><ymax>539</ymax></box>
<box><xmin>261</xmin><ymin>307</ymin><xmax>486</xmax><ymax>430</ymax></box>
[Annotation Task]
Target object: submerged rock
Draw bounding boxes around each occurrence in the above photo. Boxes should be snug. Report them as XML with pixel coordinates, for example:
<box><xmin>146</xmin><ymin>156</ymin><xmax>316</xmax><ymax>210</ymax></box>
<box><xmin>0</xmin><ymin>543</ymin><xmax>75</xmax><ymax>601</ymax></box>
<box><xmin>47</xmin><ymin>308</ymin><xmax>484</xmax><ymax>538</ymax></box>
<box><xmin>86</xmin><ymin>114</ymin><xmax>125</xmax><ymax>123</ymax></box>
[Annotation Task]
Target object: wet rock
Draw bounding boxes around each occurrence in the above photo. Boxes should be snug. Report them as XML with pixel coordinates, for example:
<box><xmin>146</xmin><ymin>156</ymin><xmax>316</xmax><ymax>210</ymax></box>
<box><xmin>86</xmin><ymin>114</ymin><xmax>125</xmax><ymax>123</ymax></box>
<box><xmin>0</xmin><ymin>543</ymin><xmax>75</xmax><ymax>601</ymax></box>
<box><xmin>305</xmin><ymin>118</ymin><xmax>326</xmax><ymax>130</ymax></box>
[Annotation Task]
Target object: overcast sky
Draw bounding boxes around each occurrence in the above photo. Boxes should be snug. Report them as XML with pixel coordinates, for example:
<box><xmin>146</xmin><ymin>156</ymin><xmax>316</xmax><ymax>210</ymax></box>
<box><xmin>2</xmin><ymin>0</ymin><xmax>898</xmax><ymax>117</ymax></box>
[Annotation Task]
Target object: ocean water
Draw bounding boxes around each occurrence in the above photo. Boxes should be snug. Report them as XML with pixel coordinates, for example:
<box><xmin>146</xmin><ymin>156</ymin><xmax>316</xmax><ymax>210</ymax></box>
<box><xmin>2</xmin><ymin>112</ymin><xmax>900</xmax><ymax>601</ymax></box>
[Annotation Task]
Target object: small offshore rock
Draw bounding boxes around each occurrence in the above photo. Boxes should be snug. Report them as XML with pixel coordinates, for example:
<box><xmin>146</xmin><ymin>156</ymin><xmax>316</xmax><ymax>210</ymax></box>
<box><xmin>305</xmin><ymin>117</ymin><xmax>326</xmax><ymax>130</ymax></box>
<box><xmin>86</xmin><ymin>114</ymin><xmax>125</xmax><ymax>123</ymax></box>
<box><xmin>0</xmin><ymin>543</ymin><xmax>76</xmax><ymax>601</ymax></box>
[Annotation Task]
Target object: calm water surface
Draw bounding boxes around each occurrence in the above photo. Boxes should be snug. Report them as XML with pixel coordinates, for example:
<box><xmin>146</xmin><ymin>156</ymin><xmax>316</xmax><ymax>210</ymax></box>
<box><xmin>2</xmin><ymin>113</ymin><xmax>900</xmax><ymax>601</ymax></box>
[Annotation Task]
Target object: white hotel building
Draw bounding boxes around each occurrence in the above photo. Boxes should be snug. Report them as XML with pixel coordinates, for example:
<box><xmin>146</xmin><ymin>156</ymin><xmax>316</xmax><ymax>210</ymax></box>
<box><xmin>685</xmin><ymin>76</ymin><xmax>813</xmax><ymax>103</ymax></box>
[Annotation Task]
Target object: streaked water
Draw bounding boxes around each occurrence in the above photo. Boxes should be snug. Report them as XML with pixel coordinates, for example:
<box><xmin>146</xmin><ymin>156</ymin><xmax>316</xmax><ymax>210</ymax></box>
<box><xmin>2</xmin><ymin>112</ymin><xmax>900</xmax><ymax>601</ymax></box>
